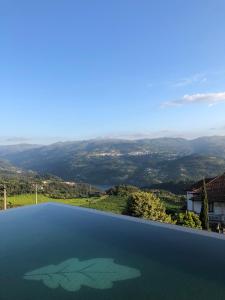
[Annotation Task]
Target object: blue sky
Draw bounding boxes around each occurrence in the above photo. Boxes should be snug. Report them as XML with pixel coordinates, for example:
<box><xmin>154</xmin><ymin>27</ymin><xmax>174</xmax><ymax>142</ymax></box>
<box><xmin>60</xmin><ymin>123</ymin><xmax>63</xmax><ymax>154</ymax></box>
<box><xmin>1</xmin><ymin>0</ymin><xmax>225</xmax><ymax>144</ymax></box>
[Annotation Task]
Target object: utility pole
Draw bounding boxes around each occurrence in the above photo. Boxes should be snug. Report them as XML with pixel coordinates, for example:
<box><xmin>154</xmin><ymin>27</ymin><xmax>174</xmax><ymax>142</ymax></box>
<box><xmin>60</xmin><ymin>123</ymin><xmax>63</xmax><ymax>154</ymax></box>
<box><xmin>35</xmin><ymin>184</ymin><xmax>38</xmax><ymax>205</ymax></box>
<box><xmin>3</xmin><ymin>184</ymin><xmax>7</xmax><ymax>210</ymax></box>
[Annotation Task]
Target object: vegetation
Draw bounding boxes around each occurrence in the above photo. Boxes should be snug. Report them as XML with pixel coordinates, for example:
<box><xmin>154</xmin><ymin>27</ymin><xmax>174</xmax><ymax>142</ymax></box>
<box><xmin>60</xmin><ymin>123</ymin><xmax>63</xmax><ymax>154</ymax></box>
<box><xmin>144</xmin><ymin>181</ymin><xmax>193</xmax><ymax>195</ymax></box>
<box><xmin>126</xmin><ymin>191</ymin><xmax>174</xmax><ymax>223</ymax></box>
<box><xmin>84</xmin><ymin>195</ymin><xmax>127</xmax><ymax>214</ymax></box>
<box><xmin>1</xmin><ymin>137</ymin><xmax>225</xmax><ymax>189</ymax></box>
<box><xmin>0</xmin><ymin>177</ymin><xmax>101</xmax><ymax>198</ymax></box>
<box><xmin>106</xmin><ymin>185</ymin><xmax>140</xmax><ymax>197</ymax></box>
<box><xmin>0</xmin><ymin>180</ymin><xmax>210</xmax><ymax>232</ymax></box>
<box><xmin>0</xmin><ymin>179</ymin><xmax>36</xmax><ymax>195</ymax></box>
<box><xmin>3</xmin><ymin>194</ymin><xmax>127</xmax><ymax>215</ymax></box>
<box><xmin>176</xmin><ymin>211</ymin><xmax>202</xmax><ymax>229</ymax></box>
<box><xmin>6</xmin><ymin>194</ymin><xmax>91</xmax><ymax>208</ymax></box>
<box><xmin>143</xmin><ymin>189</ymin><xmax>185</xmax><ymax>213</ymax></box>
<box><xmin>0</xmin><ymin>182</ymin><xmax>184</xmax><ymax>217</ymax></box>
<box><xmin>0</xmin><ymin>183</ymin><xmax>213</xmax><ymax>233</ymax></box>
<box><xmin>199</xmin><ymin>179</ymin><xmax>209</xmax><ymax>230</ymax></box>
<box><xmin>41</xmin><ymin>181</ymin><xmax>101</xmax><ymax>198</ymax></box>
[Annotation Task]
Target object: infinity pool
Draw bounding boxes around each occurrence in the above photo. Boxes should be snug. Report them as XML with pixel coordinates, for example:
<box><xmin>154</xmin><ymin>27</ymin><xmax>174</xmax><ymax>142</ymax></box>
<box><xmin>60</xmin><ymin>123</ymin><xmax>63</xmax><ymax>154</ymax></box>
<box><xmin>1</xmin><ymin>203</ymin><xmax>225</xmax><ymax>300</ymax></box>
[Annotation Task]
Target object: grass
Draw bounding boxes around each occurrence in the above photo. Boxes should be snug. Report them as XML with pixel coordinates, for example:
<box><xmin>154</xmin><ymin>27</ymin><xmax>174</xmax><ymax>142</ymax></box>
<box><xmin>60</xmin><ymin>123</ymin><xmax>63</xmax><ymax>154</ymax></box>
<box><xmin>3</xmin><ymin>191</ymin><xmax>182</xmax><ymax>215</ymax></box>
<box><xmin>5</xmin><ymin>193</ymin><xmax>127</xmax><ymax>215</ymax></box>
<box><xmin>161</xmin><ymin>198</ymin><xmax>184</xmax><ymax>211</ymax></box>
<box><xmin>84</xmin><ymin>195</ymin><xmax>127</xmax><ymax>214</ymax></box>
<box><xmin>153</xmin><ymin>191</ymin><xmax>185</xmax><ymax>213</ymax></box>
<box><xmin>7</xmin><ymin>194</ymin><xmax>89</xmax><ymax>207</ymax></box>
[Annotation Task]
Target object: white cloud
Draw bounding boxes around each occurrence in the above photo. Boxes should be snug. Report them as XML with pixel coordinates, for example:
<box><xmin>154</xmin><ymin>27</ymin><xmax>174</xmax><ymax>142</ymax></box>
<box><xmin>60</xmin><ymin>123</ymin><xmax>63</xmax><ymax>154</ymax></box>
<box><xmin>162</xmin><ymin>92</ymin><xmax>225</xmax><ymax>108</ymax></box>
<box><xmin>172</xmin><ymin>73</ymin><xmax>207</xmax><ymax>87</ymax></box>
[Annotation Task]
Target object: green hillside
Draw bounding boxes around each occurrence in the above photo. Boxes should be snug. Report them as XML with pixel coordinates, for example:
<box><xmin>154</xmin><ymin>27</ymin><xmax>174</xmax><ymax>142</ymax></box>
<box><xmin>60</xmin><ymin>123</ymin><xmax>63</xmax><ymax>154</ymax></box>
<box><xmin>1</xmin><ymin>137</ymin><xmax>225</xmax><ymax>187</ymax></box>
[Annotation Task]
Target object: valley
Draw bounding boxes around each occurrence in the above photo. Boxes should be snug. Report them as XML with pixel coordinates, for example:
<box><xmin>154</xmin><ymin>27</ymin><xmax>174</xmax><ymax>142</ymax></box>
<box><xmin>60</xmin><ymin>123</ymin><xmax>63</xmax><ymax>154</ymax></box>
<box><xmin>0</xmin><ymin>136</ymin><xmax>225</xmax><ymax>191</ymax></box>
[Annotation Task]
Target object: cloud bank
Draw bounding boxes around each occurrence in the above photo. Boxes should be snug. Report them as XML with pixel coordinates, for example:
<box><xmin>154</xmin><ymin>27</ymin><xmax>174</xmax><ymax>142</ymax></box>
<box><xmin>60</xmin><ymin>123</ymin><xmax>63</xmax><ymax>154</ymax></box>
<box><xmin>162</xmin><ymin>92</ymin><xmax>225</xmax><ymax>108</ymax></box>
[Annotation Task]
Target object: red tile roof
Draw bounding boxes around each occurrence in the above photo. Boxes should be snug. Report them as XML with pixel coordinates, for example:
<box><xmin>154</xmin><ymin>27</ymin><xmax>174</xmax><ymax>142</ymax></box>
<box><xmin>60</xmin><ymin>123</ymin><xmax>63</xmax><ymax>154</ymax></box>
<box><xmin>189</xmin><ymin>173</ymin><xmax>225</xmax><ymax>202</ymax></box>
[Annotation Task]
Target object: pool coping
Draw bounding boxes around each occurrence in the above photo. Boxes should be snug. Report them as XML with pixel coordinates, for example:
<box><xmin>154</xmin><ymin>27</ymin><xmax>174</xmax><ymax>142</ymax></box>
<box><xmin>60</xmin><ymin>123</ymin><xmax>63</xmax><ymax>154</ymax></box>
<box><xmin>1</xmin><ymin>202</ymin><xmax>225</xmax><ymax>240</ymax></box>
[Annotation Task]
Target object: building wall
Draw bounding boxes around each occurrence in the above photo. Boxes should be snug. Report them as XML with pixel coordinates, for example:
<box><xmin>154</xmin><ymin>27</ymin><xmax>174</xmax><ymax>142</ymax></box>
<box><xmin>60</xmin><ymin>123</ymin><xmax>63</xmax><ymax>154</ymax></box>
<box><xmin>189</xmin><ymin>201</ymin><xmax>225</xmax><ymax>215</ymax></box>
<box><xmin>187</xmin><ymin>199</ymin><xmax>193</xmax><ymax>211</ymax></box>
<box><xmin>187</xmin><ymin>192</ymin><xmax>193</xmax><ymax>211</ymax></box>
<box><xmin>214</xmin><ymin>202</ymin><xmax>225</xmax><ymax>215</ymax></box>
<box><xmin>193</xmin><ymin>201</ymin><xmax>202</xmax><ymax>214</ymax></box>
<box><xmin>186</xmin><ymin>191</ymin><xmax>201</xmax><ymax>213</ymax></box>
<box><xmin>186</xmin><ymin>191</ymin><xmax>225</xmax><ymax>216</ymax></box>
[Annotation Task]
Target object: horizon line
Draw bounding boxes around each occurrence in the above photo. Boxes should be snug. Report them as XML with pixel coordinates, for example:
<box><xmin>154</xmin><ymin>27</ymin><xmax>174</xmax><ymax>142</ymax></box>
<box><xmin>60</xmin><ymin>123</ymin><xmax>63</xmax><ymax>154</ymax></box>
<box><xmin>0</xmin><ymin>134</ymin><xmax>225</xmax><ymax>146</ymax></box>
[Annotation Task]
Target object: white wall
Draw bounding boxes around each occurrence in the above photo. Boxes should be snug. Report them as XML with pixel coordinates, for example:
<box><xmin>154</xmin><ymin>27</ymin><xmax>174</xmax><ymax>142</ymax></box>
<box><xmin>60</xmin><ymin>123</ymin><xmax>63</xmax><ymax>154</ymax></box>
<box><xmin>186</xmin><ymin>192</ymin><xmax>225</xmax><ymax>216</ymax></box>
<box><xmin>187</xmin><ymin>199</ymin><xmax>193</xmax><ymax>211</ymax></box>
<box><xmin>186</xmin><ymin>192</ymin><xmax>193</xmax><ymax>202</ymax></box>
<box><xmin>214</xmin><ymin>202</ymin><xmax>225</xmax><ymax>215</ymax></box>
<box><xmin>193</xmin><ymin>201</ymin><xmax>202</xmax><ymax>214</ymax></box>
<box><xmin>187</xmin><ymin>192</ymin><xmax>194</xmax><ymax>211</ymax></box>
<box><xmin>186</xmin><ymin>193</ymin><xmax>201</xmax><ymax>213</ymax></box>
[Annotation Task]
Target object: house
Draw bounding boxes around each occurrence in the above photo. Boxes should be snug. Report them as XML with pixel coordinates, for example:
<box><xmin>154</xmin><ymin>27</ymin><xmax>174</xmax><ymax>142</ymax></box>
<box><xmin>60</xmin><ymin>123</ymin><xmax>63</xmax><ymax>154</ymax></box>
<box><xmin>187</xmin><ymin>173</ymin><xmax>225</xmax><ymax>225</ymax></box>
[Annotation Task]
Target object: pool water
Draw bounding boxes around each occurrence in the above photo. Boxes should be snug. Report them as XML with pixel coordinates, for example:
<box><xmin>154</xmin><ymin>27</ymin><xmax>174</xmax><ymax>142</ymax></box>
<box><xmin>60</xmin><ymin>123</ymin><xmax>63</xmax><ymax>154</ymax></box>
<box><xmin>1</xmin><ymin>203</ymin><xmax>225</xmax><ymax>300</ymax></box>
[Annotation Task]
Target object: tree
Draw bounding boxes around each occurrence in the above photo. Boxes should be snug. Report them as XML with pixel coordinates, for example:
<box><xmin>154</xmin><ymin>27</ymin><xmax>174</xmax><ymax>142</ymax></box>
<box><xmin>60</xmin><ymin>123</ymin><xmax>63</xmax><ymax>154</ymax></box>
<box><xmin>126</xmin><ymin>191</ymin><xmax>174</xmax><ymax>224</ymax></box>
<box><xmin>106</xmin><ymin>185</ymin><xmax>140</xmax><ymax>197</ymax></box>
<box><xmin>199</xmin><ymin>179</ymin><xmax>209</xmax><ymax>230</ymax></box>
<box><xmin>176</xmin><ymin>211</ymin><xmax>202</xmax><ymax>229</ymax></box>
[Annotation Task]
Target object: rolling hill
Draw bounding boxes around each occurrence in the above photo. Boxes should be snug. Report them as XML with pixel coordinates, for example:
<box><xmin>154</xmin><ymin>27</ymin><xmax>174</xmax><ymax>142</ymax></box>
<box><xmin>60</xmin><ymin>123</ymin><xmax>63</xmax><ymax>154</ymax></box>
<box><xmin>0</xmin><ymin>136</ymin><xmax>225</xmax><ymax>187</ymax></box>
<box><xmin>0</xmin><ymin>159</ymin><xmax>26</xmax><ymax>178</ymax></box>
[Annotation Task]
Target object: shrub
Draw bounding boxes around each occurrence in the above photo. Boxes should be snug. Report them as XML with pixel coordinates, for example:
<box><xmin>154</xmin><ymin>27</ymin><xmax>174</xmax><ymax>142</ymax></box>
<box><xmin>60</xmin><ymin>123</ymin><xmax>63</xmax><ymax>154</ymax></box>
<box><xmin>126</xmin><ymin>191</ymin><xmax>175</xmax><ymax>224</ymax></box>
<box><xmin>176</xmin><ymin>211</ymin><xmax>202</xmax><ymax>229</ymax></box>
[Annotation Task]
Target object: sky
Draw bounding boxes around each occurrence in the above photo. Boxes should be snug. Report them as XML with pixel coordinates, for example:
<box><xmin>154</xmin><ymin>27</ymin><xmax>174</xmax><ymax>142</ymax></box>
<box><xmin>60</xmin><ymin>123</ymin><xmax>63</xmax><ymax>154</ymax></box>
<box><xmin>1</xmin><ymin>0</ymin><xmax>225</xmax><ymax>144</ymax></box>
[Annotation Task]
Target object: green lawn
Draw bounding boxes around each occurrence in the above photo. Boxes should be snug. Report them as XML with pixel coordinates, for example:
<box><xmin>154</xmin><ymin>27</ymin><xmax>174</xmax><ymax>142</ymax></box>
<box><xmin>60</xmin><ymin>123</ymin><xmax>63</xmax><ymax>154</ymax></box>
<box><xmin>6</xmin><ymin>193</ymin><xmax>127</xmax><ymax>214</ymax></box>
<box><xmin>8</xmin><ymin>194</ymin><xmax>89</xmax><ymax>207</ymax></box>
<box><xmin>84</xmin><ymin>195</ymin><xmax>127</xmax><ymax>214</ymax></box>
<box><xmin>154</xmin><ymin>192</ymin><xmax>185</xmax><ymax>213</ymax></box>
<box><xmin>4</xmin><ymin>191</ymin><xmax>182</xmax><ymax>215</ymax></box>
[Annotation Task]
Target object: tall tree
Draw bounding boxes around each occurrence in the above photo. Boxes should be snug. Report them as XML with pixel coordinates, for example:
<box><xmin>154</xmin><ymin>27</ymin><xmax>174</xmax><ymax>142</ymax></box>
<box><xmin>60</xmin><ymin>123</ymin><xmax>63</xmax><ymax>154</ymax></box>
<box><xmin>200</xmin><ymin>179</ymin><xmax>209</xmax><ymax>230</ymax></box>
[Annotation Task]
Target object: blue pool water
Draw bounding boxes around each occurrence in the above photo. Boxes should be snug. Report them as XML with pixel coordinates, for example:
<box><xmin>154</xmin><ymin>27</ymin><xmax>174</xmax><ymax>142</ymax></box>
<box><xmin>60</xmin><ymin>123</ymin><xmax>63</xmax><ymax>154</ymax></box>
<box><xmin>1</xmin><ymin>203</ymin><xmax>225</xmax><ymax>300</ymax></box>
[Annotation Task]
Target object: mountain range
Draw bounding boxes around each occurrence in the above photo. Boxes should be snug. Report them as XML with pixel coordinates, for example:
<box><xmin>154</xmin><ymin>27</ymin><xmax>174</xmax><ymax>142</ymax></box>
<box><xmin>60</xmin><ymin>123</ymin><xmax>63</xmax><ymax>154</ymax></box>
<box><xmin>0</xmin><ymin>136</ymin><xmax>225</xmax><ymax>187</ymax></box>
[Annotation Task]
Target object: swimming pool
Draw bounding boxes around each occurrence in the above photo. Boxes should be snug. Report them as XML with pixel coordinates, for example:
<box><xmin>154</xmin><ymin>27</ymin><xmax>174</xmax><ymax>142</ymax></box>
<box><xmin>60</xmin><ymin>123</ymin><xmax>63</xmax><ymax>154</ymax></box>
<box><xmin>1</xmin><ymin>203</ymin><xmax>225</xmax><ymax>300</ymax></box>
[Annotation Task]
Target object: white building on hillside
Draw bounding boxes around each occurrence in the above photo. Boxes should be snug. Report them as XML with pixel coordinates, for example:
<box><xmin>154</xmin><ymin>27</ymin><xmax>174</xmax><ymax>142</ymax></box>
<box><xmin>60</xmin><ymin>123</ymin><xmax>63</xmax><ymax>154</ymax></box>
<box><xmin>186</xmin><ymin>173</ymin><xmax>225</xmax><ymax>224</ymax></box>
